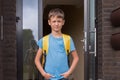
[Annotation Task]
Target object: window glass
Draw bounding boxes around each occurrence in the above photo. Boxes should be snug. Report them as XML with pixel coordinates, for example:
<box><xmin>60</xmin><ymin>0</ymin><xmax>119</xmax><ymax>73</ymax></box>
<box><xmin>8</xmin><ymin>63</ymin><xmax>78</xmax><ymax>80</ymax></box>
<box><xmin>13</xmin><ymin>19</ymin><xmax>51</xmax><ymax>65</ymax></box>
<box><xmin>23</xmin><ymin>0</ymin><xmax>39</xmax><ymax>80</ymax></box>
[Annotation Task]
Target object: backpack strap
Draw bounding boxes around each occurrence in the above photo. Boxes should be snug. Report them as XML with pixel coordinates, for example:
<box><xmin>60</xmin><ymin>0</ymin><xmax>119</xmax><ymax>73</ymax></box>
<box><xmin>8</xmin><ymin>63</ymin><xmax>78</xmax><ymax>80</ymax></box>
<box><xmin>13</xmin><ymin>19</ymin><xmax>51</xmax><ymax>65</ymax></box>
<box><xmin>43</xmin><ymin>35</ymin><xmax>49</xmax><ymax>54</ymax></box>
<box><xmin>63</xmin><ymin>34</ymin><xmax>70</xmax><ymax>55</ymax></box>
<box><xmin>42</xmin><ymin>35</ymin><xmax>49</xmax><ymax>67</ymax></box>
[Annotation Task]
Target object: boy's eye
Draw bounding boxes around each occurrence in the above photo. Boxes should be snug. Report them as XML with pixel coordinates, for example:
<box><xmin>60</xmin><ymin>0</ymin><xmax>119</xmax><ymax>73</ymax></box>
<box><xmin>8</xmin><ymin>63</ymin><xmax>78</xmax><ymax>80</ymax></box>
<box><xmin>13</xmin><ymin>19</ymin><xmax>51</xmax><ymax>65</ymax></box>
<box><xmin>53</xmin><ymin>21</ymin><xmax>56</xmax><ymax>23</ymax></box>
<box><xmin>57</xmin><ymin>20</ymin><xmax>61</xmax><ymax>22</ymax></box>
<box><xmin>52</xmin><ymin>20</ymin><xmax>61</xmax><ymax>23</ymax></box>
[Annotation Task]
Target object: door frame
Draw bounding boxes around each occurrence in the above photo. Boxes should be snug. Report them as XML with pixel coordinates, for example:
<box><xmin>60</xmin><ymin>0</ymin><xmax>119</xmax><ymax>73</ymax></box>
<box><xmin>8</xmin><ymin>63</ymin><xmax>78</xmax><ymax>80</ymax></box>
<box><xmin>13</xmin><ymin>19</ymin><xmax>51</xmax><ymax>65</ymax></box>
<box><xmin>38</xmin><ymin>0</ymin><xmax>43</xmax><ymax>39</ymax></box>
<box><xmin>84</xmin><ymin>0</ymin><xmax>96</xmax><ymax>80</ymax></box>
<box><xmin>38</xmin><ymin>0</ymin><xmax>91</xmax><ymax>80</ymax></box>
<box><xmin>16</xmin><ymin>0</ymin><xmax>23</xmax><ymax>80</ymax></box>
<box><xmin>84</xmin><ymin>0</ymin><xmax>90</xmax><ymax>80</ymax></box>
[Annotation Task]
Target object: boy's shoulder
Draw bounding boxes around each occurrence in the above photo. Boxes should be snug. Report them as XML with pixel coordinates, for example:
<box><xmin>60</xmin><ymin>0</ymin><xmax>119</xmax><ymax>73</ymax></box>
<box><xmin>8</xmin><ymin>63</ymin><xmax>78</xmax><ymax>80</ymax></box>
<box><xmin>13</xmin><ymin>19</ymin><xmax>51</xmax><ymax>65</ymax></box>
<box><xmin>39</xmin><ymin>34</ymin><xmax>50</xmax><ymax>40</ymax></box>
<box><xmin>62</xmin><ymin>33</ymin><xmax>71</xmax><ymax>39</ymax></box>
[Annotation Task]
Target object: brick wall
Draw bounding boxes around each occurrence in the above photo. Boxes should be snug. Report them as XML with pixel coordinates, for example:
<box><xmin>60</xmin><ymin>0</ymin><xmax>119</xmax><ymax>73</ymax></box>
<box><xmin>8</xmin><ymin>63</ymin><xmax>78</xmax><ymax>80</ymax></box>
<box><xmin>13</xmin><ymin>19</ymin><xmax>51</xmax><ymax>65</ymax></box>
<box><xmin>0</xmin><ymin>0</ymin><xmax>17</xmax><ymax>80</ymax></box>
<box><xmin>96</xmin><ymin>0</ymin><xmax>103</xmax><ymax>79</ymax></box>
<box><xmin>97</xmin><ymin>0</ymin><xmax>120</xmax><ymax>80</ymax></box>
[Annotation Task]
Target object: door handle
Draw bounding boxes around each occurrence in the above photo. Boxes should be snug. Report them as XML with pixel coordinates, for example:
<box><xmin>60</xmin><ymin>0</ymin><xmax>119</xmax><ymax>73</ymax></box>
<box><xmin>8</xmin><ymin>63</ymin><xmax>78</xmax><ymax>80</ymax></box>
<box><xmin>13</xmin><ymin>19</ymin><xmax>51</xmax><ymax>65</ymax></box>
<box><xmin>84</xmin><ymin>32</ymin><xmax>87</xmax><ymax>52</ymax></box>
<box><xmin>81</xmin><ymin>39</ymin><xmax>85</xmax><ymax>50</ymax></box>
<box><xmin>81</xmin><ymin>39</ymin><xmax>85</xmax><ymax>42</ymax></box>
<box><xmin>1</xmin><ymin>16</ymin><xmax>3</xmax><ymax>40</ymax></box>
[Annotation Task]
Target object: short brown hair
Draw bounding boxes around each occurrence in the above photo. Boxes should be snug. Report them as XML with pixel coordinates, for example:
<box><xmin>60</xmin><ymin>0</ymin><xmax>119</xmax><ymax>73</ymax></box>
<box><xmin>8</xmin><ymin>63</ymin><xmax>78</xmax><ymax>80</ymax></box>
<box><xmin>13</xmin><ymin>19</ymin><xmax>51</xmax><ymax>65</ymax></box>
<box><xmin>48</xmin><ymin>8</ymin><xmax>65</xmax><ymax>20</ymax></box>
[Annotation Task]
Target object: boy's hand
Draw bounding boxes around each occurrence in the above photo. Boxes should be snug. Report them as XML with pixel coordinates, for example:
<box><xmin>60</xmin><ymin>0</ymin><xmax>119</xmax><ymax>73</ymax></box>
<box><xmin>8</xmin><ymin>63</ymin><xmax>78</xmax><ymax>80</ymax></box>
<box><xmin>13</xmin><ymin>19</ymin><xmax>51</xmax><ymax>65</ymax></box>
<box><xmin>43</xmin><ymin>72</ymin><xmax>54</xmax><ymax>79</ymax></box>
<box><xmin>60</xmin><ymin>71</ymin><xmax>70</xmax><ymax>78</ymax></box>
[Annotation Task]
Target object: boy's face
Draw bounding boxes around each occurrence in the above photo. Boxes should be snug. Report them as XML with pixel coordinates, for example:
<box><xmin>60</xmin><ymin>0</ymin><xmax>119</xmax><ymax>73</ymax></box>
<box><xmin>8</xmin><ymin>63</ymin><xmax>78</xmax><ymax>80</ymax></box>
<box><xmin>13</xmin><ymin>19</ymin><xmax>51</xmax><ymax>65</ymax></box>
<box><xmin>48</xmin><ymin>16</ymin><xmax>65</xmax><ymax>32</ymax></box>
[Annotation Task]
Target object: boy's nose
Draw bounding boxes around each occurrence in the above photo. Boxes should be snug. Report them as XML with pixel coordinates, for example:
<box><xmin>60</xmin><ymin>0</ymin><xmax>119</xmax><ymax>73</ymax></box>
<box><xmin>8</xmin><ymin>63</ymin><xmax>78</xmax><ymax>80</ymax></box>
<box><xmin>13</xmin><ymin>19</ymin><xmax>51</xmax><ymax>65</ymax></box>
<box><xmin>55</xmin><ymin>22</ymin><xmax>59</xmax><ymax>25</ymax></box>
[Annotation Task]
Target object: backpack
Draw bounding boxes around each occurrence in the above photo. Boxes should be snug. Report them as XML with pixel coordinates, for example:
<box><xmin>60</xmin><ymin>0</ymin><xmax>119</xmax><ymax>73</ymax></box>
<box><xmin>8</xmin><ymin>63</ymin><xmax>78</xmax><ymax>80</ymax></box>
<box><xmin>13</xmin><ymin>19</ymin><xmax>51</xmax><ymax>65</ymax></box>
<box><xmin>41</xmin><ymin>34</ymin><xmax>71</xmax><ymax>67</ymax></box>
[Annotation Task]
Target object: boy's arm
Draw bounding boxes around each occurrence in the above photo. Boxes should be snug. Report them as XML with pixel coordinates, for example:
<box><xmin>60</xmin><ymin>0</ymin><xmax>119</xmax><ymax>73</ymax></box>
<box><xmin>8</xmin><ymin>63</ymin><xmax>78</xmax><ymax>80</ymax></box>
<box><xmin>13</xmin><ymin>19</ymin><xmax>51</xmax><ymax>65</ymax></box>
<box><xmin>61</xmin><ymin>50</ymin><xmax>79</xmax><ymax>78</ymax></box>
<box><xmin>35</xmin><ymin>48</ymin><xmax>45</xmax><ymax>75</ymax></box>
<box><xmin>35</xmin><ymin>48</ymin><xmax>53</xmax><ymax>79</ymax></box>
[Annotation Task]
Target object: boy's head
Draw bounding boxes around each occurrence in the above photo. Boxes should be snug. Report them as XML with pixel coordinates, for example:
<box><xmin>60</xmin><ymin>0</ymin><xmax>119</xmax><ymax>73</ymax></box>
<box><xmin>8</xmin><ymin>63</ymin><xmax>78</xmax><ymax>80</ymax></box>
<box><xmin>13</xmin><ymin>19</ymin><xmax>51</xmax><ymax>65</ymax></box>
<box><xmin>48</xmin><ymin>8</ymin><xmax>65</xmax><ymax>20</ymax></box>
<box><xmin>48</xmin><ymin>8</ymin><xmax>65</xmax><ymax>32</ymax></box>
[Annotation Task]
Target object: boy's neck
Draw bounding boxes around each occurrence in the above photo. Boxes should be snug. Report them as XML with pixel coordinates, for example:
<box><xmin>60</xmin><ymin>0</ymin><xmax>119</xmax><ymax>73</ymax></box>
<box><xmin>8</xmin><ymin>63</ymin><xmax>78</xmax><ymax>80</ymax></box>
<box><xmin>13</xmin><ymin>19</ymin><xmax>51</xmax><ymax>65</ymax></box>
<box><xmin>51</xmin><ymin>31</ymin><xmax>62</xmax><ymax>38</ymax></box>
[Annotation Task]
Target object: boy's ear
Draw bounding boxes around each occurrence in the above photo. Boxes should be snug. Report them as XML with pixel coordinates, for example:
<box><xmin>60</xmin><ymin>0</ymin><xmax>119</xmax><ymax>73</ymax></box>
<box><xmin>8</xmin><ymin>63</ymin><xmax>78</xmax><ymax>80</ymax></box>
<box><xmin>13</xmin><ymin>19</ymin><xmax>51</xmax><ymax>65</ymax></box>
<box><xmin>63</xmin><ymin>20</ymin><xmax>65</xmax><ymax>25</ymax></box>
<box><xmin>48</xmin><ymin>20</ymin><xmax>51</xmax><ymax>25</ymax></box>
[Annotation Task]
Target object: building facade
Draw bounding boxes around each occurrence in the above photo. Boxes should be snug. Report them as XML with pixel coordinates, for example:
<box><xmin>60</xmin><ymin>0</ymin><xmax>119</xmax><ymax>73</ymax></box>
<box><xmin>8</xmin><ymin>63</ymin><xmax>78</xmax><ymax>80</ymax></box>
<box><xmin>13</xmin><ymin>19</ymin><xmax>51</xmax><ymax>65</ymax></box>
<box><xmin>0</xmin><ymin>0</ymin><xmax>120</xmax><ymax>80</ymax></box>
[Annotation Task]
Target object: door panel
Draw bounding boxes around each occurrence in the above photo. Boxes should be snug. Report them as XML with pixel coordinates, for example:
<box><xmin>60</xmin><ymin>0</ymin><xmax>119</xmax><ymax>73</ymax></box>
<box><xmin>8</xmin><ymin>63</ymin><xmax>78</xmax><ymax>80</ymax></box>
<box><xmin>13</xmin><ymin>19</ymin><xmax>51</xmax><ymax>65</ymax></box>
<box><xmin>84</xmin><ymin>0</ymin><xmax>96</xmax><ymax>80</ymax></box>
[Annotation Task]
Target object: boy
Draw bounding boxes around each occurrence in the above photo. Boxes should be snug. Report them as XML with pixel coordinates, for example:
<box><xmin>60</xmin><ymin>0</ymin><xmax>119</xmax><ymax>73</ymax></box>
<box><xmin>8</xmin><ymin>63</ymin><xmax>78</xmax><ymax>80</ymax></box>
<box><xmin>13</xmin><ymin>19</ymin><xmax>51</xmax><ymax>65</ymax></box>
<box><xmin>35</xmin><ymin>8</ymin><xmax>79</xmax><ymax>80</ymax></box>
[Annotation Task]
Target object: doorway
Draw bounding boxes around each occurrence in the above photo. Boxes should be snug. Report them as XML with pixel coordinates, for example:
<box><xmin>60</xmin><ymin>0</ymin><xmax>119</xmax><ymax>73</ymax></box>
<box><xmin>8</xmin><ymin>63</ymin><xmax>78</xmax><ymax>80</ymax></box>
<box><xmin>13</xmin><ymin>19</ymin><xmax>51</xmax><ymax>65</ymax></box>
<box><xmin>16</xmin><ymin>0</ymin><xmax>96</xmax><ymax>80</ymax></box>
<box><xmin>42</xmin><ymin>1</ymin><xmax>84</xmax><ymax>80</ymax></box>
